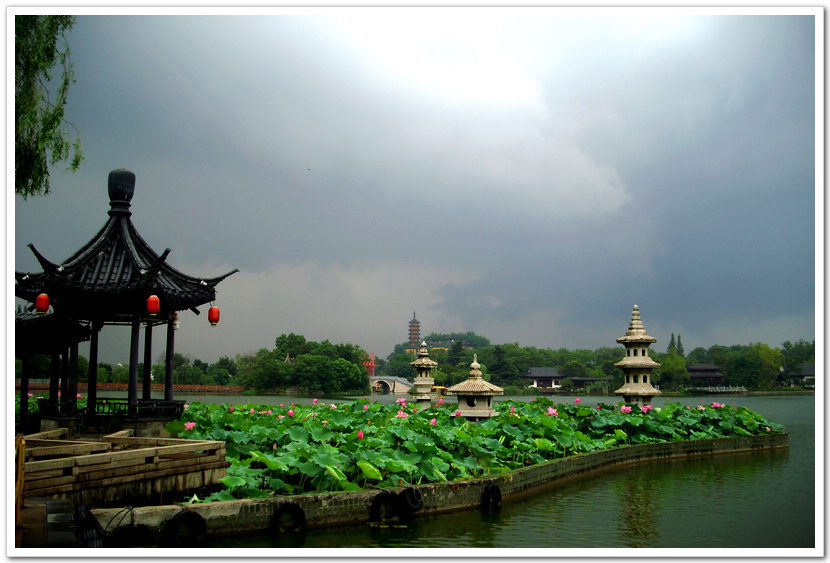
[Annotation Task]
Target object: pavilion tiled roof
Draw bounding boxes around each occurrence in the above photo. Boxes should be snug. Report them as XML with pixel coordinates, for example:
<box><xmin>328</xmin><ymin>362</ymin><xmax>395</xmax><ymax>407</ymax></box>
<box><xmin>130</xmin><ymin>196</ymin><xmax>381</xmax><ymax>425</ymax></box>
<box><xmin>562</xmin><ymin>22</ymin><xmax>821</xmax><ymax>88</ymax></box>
<box><xmin>16</xmin><ymin>170</ymin><xmax>237</xmax><ymax>322</ymax></box>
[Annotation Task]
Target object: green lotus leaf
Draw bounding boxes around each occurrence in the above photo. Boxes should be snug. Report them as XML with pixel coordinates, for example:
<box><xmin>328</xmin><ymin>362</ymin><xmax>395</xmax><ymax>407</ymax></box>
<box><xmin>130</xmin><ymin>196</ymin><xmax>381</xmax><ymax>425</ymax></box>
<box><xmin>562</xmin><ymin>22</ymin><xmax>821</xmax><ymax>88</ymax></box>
<box><xmin>286</xmin><ymin>425</ymin><xmax>309</xmax><ymax>443</ymax></box>
<box><xmin>357</xmin><ymin>460</ymin><xmax>383</xmax><ymax>480</ymax></box>
<box><xmin>220</xmin><ymin>475</ymin><xmax>247</xmax><ymax>488</ymax></box>
<box><xmin>325</xmin><ymin>464</ymin><xmax>348</xmax><ymax>482</ymax></box>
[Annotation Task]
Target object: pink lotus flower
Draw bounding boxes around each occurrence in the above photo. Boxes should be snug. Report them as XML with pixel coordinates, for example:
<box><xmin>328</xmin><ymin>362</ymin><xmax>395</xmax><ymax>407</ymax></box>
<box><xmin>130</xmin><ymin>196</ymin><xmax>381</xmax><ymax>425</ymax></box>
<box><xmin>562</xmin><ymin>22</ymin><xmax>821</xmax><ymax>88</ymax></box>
<box><xmin>197</xmin><ymin>397</ymin><xmax>201</xmax><ymax>402</ymax></box>
<box><xmin>621</xmin><ymin>405</ymin><xmax>632</xmax><ymax>414</ymax></box>
<box><xmin>77</xmin><ymin>393</ymin><xmax>83</xmax><ymax>399</ymax></box>
<box><xmin>229</xmin><ymin>406</ymin><xmax>234</xmax><ymax>413</ymax></box>
<box><xmin>640</xmin><ymin>404</ymin><xmax>653</xmax><ymax>413</ymax></box>
<box><xmin>437</xmin><ymin>398</ymin><xmax>444</xmax><ymax>405</ymax></box>
<box><xmin>510</xmin><ymin>406</ymin><xmax>515</xmax><ymax>413</ymax></box>
<box><xmin>396</xmin><ymin>410</ymin><xmax>408</xmax><ymax>419</ymax></box>
<box><xmin>250</xmin><ymin>408</ymin><xmax>255</xmax><ymax>414</ymax></box>
<box><xmin>429</xmin><ymin>418</ymin><xmax>437</xmax><ymax>426</ymax></box>
<box><xmin>357</xmin><ymin>430</ymin><xmax>364</xmax><ymax>439</ymax></box>
<box><xmin>363</xmin><ymin>405</ymin><xmax>369</xmax><ymax>411</ymax></box>
<box><xmin>547</xmin><ymin>407</ymin><xmax>558</xmax><ymax>417</ymax></box>
<box><xmin>455</xmin><ymin>410</ymin><xmax>461</xmax><ymax>417</ymax></box>
<box><xmin>27</xmin><ymin>393</ymin><xmax>33</xmax><ymax>397</ymax></box>
<box><xmin>330</xmin><ymin>404</ymin><xmax>337</xmax><ymax>409</ymax></box>
<box><xmin>273</xmin><ymin>443</ymin><xmax>277</xmax><ymax>450</ymax></box>
<box><xmin>712</xmin><ymin>402</ymin><xmax>724</xmax><ymax>408</ymax></box>
<box><xmin>766</xmin><ymin>426</ymin><xmax>771</xmax><ymax>432</ymax></box>
<box><xmin>313</xmin><ymin>398</ymin><xmax>318</xmax><ymax>405</ymax></box>
<box><xmin>597</xmin><ymin>405</ymin><xmax>601</xmax><ymax>410</ymax></box>
<box><xmin>697</xmin><ymin>405</ymin><xmax>706</xmax><ymax>411</ymax></box>
<box><xmin>278</xmin><ymin>415</ymin><xmax>284</xmax><ymax>419</ymax></box>
<box><xmin>575</xmin><ymin>398</ymin><xmax>581</xmax><ymax>404</ymax></box>
<box><xmin>413</xmin><ymin>407</ymin><xmax>418</xmax><ymax>413</ymax></box>
<box><xmin>184</xmin><ymin>404</ymin><xmax>189</xmax><ymax>410</ymax></box>
<box><xmin>288</xmin><ymin>409</ymin><xmax>294</xmax><ymax>417</ymax></box>
<box><xmin>184</xmin><ymin>422</ymin><xmax>196</xmax><ymax>431</ymax></box>
<box><xmin>280</xmin><ymin>403</ymin><xmax>284</xmax><ymax>407</ymax></box>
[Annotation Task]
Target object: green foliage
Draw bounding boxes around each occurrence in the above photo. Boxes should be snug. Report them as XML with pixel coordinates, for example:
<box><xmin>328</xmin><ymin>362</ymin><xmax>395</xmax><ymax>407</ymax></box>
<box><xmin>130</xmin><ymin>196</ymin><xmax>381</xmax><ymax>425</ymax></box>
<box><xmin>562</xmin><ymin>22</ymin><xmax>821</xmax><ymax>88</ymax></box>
<box><xmin>169</xmin><ymin>397</ymin><xmax>784</xmax><ymax>503</ymax></box>
<box><xmin>15</xmin><ymin>15</ymin><xmax>83</xmax><ymax>198</ymax></box>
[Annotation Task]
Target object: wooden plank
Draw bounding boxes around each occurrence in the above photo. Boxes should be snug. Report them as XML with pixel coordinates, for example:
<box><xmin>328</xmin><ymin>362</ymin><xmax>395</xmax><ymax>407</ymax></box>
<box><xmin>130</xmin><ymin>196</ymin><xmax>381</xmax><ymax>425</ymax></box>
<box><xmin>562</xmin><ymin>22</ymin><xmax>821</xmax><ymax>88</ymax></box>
<box><xmin>73</xmin><ymin>442</ymin><xmax>224</xmax><ymax>466</ymax></box>
<box><xmin>23</xmin><ymin>429</ymin><xmax>68</xmax><ymax>440</ymax></box>
<box><xmin>103</xmin><ymin>430</ymin><xmax>133</xmax><ymax>439</ymax></box>
<box><xmin>25</xmin><ymin>457</ymin><xmax>77</xmax><ymax>473</ymax></box>
<box><xmin>24</xmin><ymin>440</ymin><xmax>106</xmax><ymax>448</ymax></box>
<box><xmin>77</xmin><ymin>455</ymin><xmax>227</xmax><ymax>484</ymax></box>
<box><xmin>103</xmin><ymin>436</ymin><xmax>194</xmax><ymax>447</ymax></box>
<box><xmin>27</xmin><ymin>443</ymin><xmax>112</xmax><ymax>459</ymax></box>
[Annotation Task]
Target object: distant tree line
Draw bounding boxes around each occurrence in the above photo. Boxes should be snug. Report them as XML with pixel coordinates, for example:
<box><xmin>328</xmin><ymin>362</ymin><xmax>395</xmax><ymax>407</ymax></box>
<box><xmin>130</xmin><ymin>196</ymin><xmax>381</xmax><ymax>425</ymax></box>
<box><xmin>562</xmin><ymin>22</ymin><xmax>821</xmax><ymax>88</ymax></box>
<box><xmin>379</xmin><ymin>334</ymin><xmax>815</xmax><ymax>393</ymax></box>
<box><xmin>15</xmin><ymin>329</ymin><xmax>813</xmax><ymax>395</ymax></box>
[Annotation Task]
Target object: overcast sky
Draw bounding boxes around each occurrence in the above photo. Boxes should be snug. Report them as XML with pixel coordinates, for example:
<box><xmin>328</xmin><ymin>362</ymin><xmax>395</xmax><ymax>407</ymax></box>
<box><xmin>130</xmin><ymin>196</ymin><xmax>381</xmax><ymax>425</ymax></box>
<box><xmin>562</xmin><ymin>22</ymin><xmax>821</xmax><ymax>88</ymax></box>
<box><xmin>12</xmin><ymin>8</ymin><xmax>819</xmax><ymax>366</ymax></box>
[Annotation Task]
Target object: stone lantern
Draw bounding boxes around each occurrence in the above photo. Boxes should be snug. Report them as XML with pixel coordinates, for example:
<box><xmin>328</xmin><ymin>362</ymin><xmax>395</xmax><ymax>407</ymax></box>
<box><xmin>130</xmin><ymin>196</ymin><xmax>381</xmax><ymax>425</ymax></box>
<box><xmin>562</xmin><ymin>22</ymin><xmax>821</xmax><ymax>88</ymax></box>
<box><xmin>447</xmin><ymin>354</ymin><xmax>503</xmax><ymax>421</ymax></box>
<box><xmin>614</xmin><ymin>304</ymin><xmax>661</xmax><ymax>407</ymax></box>
<box><xmin>410</xmin><ymin>341</ymin><xmax>437</xmax><ymax>407</ymax></box>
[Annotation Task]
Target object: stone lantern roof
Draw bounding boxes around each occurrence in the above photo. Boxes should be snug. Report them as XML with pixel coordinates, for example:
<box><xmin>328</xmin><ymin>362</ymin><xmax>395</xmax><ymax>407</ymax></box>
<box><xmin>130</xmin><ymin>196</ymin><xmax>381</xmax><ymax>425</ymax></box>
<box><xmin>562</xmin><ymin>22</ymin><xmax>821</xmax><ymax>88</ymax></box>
<box><xmin>448</xmin><ymin>355</ymin><xmax>503</xmax><ymax>395</ymax></box>
<box><xmin>616</xmin><ymin>304</ymin><xmax>658</xmax><ymax>344</ymax></box>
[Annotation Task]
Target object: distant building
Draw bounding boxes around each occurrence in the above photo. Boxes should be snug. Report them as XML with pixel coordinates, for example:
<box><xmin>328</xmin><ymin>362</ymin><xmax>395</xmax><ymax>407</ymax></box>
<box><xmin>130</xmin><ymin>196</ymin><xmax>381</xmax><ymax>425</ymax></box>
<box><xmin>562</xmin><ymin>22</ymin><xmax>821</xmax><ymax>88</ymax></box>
<box><xmin>522</xmin><ymin>367</ymin><xmax>565</xmax><ymax>389</ymax></box>
<box><xmin>687</xmin><ymin>363</ymin><xmax>726</xmax><ymax>387</ymax></box>
<box><xmin>521</xmin><ymin>367</ymin><xmax>612</xmax><ymax>390</ymax></box>
<box><xmin>786</xmin><ymin>363</ymin><xmax>815</xmax><ymax>388</ymax></box>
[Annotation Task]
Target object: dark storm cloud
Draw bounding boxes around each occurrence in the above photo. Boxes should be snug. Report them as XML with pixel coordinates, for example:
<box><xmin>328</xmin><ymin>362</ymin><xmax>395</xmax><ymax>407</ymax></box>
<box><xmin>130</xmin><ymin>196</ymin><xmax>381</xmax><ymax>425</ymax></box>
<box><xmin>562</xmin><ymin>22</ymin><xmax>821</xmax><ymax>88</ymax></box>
<box><xmin>13</xmin><ymin>10</ymin><xmax>817</xmax><ymax>363</ymax></box>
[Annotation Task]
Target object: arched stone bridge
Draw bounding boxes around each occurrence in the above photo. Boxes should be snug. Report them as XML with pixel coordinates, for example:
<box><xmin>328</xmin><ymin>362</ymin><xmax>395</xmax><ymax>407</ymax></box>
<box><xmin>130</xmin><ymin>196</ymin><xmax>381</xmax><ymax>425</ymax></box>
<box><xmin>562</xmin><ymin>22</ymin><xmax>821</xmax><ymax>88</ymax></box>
<box><xmin>370</xmin><ymin>376</ymin><xmax>414</xmax><ymax>395</ymax></box>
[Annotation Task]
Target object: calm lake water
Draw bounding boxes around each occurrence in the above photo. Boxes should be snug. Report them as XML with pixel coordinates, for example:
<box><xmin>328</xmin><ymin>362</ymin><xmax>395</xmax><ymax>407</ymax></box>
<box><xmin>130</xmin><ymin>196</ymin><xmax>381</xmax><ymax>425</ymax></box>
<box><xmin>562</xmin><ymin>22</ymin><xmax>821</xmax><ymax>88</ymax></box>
<box><xmin>118</xmin><ymin>392</ymin><xmax>819</xmax><ymax>553</ymax></box>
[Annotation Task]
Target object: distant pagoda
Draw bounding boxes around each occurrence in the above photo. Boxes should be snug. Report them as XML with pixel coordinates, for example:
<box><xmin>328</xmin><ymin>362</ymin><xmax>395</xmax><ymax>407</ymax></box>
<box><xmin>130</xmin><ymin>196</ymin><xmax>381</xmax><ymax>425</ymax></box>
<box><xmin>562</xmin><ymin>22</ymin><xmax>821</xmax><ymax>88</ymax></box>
<box><xmin>405</xmin><ymin>312</ymin><xmax>421</xmax><ymax>354</ymax></box>
<box><xmin>613</xmin><ymin>304</ymin><xmax>661</xmax><ymax>407</ymax></box>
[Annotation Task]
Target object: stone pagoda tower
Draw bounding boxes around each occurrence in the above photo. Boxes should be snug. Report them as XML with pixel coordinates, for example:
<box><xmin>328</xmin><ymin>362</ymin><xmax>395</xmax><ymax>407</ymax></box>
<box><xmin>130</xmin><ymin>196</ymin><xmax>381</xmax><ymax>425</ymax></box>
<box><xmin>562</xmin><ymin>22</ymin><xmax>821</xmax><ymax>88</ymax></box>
<box><xmin>614</xmin><ymin>304</ymin><xmax>661</xmax><ymax>407</ymax></box>
<box><xmin>410</xmin><ymin>341</ymin><xmax>438</xmax><ymax>407</ymax></box>
<box><xmin>447</xmin><ymin>355</ymin><xmax>503</xmax><ymax>421</ymax></box>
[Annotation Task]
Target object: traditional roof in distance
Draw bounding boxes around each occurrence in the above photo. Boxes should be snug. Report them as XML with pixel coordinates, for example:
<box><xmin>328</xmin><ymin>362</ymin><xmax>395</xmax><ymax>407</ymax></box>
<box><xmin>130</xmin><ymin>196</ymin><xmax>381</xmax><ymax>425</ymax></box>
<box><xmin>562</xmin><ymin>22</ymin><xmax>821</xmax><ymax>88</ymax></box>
<box><xmin>15</xmin><ymin>169</ymin><xmax>238</xmax><ymax>323</ymax></box>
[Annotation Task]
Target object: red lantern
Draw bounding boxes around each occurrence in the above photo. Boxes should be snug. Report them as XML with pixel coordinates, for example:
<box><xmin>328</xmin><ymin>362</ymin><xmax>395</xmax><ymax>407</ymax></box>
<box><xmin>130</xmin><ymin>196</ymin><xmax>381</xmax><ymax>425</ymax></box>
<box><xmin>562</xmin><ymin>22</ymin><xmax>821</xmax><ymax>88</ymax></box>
<box><xmin>146</xmin><ymin>295</ymin><xmax>160</xmax><ymax>316</ymax></box>
<box><xmin>208</xmin><ymin>306</ymin><xmax>220</xmax><ymax>327</ymax></box>
<box><xmin>35</xmin><ymin>293</ymin><xmax>49</xmax><ymax>315</ymax></box>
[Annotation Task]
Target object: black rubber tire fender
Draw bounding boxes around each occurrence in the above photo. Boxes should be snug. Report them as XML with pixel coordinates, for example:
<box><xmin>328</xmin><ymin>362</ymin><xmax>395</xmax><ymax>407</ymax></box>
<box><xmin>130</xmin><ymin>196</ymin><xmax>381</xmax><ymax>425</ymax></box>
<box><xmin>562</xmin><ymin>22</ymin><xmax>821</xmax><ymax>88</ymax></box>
<box><xmin>398</xmin><ymin>486</ymin><xmax>424</xmax><ymax>513</ymax></box>
<box><xmin>369</xmin><ymin>490</ymin><xmax>398</xmax><ymax>522</ymax></box>
<box><xmin>160</xmin><ymin>509</ymin><xmax>207</xmax><ymax>548</ymax></box>
<box><xmin>481</xmin><ymin>483</ymin><xmax>502</xmax><ymax>509</ymax></box>
<box><xmin>271</xmin><ymin>502</ymin><xmax>306</xmax><ymax>534</ymax></box>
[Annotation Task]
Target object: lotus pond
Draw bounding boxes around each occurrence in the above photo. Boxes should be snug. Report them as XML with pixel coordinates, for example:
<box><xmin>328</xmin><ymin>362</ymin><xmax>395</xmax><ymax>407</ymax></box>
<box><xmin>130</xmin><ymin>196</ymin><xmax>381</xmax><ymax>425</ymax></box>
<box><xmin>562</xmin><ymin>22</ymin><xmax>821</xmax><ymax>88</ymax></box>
<box><xmin>166</xmin><ymin>397</ymin><xmax>785</xmax><ymax>503</ymax></box>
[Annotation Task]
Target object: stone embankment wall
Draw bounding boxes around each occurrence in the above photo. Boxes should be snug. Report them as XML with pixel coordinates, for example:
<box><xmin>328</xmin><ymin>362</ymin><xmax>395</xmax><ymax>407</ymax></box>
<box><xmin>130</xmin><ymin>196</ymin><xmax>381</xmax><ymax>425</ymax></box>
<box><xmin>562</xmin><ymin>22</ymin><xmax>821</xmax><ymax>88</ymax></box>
<box><xmin>91</xmin><ymin>433</ymin><xmax>788</xmax><ymax>544</ymax></box>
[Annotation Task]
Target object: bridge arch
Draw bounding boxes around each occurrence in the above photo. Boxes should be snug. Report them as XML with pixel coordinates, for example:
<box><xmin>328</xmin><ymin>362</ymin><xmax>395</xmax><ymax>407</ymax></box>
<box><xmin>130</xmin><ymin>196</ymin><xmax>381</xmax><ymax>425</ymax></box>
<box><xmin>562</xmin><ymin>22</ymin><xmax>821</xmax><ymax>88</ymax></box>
<box><xmin>371</xmin><ymin>377</ymin><xmax>413</xmax><ymax>395</ymax></box>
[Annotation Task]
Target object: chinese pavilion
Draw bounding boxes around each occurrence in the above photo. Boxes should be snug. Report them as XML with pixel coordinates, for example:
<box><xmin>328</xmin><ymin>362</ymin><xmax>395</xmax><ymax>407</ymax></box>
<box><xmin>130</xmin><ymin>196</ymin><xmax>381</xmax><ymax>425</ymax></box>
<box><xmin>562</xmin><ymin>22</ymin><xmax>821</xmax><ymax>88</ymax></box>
<box><xmin>15</xmin><ymin>169</ymin><xmax>237</xmax><ymax>434</ymax></box>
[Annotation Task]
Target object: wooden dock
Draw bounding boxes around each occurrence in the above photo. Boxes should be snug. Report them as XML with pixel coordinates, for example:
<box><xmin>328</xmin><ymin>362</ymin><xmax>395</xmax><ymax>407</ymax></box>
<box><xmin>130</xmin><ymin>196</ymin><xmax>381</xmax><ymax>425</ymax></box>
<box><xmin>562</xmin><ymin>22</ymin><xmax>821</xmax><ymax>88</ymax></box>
<box><xmin>19</xmin><ymin>429</ymin><xmax>229</xmax><ymax>508</ymax></box>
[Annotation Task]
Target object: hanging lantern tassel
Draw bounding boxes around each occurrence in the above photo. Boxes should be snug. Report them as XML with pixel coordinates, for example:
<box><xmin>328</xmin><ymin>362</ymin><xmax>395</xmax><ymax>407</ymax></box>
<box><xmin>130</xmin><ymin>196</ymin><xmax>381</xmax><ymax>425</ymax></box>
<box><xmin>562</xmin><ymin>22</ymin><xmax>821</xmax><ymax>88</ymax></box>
<box><xmin>147</xmin><ymin>295</ymin><xmax>160</xmax><ymax>316</ymax></box>
<box><xmin>208</xmin><ymin>305</ymin><xmax>220</xmax><ymax>327</ymax></box>
<box><xmin>35</xmin><ymin>293</ymin><xmax>49</xmax><ymax>315</ymax></box>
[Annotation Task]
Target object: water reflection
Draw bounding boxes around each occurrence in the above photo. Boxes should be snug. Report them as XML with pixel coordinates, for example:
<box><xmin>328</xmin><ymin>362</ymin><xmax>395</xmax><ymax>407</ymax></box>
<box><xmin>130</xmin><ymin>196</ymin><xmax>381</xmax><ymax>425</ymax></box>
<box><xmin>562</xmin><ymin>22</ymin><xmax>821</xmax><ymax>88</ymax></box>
<box><xmin>618</xmin><ymin>475</ymin><xmax>657</xmax><ymax>548</ymax></box>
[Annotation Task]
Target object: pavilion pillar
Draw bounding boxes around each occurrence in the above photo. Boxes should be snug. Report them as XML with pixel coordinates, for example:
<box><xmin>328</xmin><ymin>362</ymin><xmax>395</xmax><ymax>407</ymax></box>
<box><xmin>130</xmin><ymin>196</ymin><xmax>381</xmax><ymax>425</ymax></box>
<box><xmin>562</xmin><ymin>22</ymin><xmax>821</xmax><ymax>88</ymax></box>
<box><xmin>67</xmin><ymin>321</ymin><xmax>79</xmax><ymax>416</ymax></box>
<box><xmin>48</xmin><ymin>351</ymin><xmax>60</xmax><ymax>412</ymax></box>
<box><xmin>60</xmin><ymin>348</ymin><xmax>69</xmax><ymax>413</ymax></box>
<box><xmin>165</xmin><ymin>318</ymin><xmax>175</xmax><ymax>402</ymax></box>
<box><xmin>128</xmin><ymin>319</ymin><xmax>140</xmax><ymax>417</ymax></box>
<box><xmin>19</xmin><ymin>354</ymin><xmax>31</xmax><ymax>430</ymax></box>
<box><xmin>143</xmin><ymin>323</ymin><xmax>153</xmax><ymax>401</ymax></box>
<box><xmin>87</xmin><ymin>324</ymin><xmax>99</xmax><ymax>426</ymax></box>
